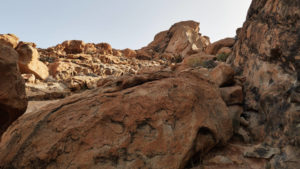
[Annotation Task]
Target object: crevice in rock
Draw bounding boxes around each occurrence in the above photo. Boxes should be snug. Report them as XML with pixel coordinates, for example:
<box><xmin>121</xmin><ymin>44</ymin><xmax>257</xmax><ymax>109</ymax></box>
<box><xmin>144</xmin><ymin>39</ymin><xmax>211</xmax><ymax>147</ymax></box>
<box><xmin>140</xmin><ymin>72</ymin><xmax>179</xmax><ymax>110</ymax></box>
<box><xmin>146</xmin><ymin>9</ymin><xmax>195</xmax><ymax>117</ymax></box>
<box><xmin>182</xmin><ymin>127</ymin><xmax>216</xmax><ymax>169</ymax></box>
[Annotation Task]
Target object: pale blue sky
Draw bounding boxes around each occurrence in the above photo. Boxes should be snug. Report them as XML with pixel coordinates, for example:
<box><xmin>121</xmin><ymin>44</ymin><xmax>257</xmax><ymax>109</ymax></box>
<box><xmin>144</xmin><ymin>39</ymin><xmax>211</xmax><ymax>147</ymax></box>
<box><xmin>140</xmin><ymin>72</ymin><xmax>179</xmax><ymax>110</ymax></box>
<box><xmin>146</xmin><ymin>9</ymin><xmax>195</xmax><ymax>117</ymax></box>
<box><xmin>0</xmin><ymin>0</ymin><xmax>251</xmax><ymax>49</ymax></box>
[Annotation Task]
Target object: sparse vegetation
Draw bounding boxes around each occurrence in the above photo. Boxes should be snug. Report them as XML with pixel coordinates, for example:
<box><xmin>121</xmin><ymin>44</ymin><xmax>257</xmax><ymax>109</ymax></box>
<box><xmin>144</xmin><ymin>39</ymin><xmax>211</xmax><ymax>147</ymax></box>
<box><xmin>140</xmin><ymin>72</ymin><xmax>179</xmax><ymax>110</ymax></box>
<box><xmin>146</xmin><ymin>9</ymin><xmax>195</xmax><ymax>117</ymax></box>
<box><xmin>186</xmin><ymin>58</ymin><xmax>216</xmax><ymax>68</ymax></box>
<box><xmin>216</xmin><ymin>52</ymin><xmax>229</xmax><ymax>62</ymax></box>
<box><xmin>186</xmin><ymin>57</ymin><xmax>203</xmax><ymax>68</ymax></box>
<box><xmin>202</xmin><ymin>60</ymin><xmax>217</xmax><ymax>68</ymax></box>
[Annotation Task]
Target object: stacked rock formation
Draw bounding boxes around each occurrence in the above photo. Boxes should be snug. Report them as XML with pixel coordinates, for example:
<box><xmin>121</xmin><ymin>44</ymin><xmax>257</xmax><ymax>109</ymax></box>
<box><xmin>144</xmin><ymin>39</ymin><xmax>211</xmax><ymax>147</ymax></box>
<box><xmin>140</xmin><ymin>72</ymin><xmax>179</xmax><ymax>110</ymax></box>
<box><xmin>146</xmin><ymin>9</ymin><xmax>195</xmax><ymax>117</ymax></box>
<box><xmin>138</xmin><ymin>21</ymin><xmax>211</xmax><ymax>61</ymax></box>
<box><xmin>0</xmin><ymin>34</ymin><xmax>27</xmax><ymax>137</ymax></box>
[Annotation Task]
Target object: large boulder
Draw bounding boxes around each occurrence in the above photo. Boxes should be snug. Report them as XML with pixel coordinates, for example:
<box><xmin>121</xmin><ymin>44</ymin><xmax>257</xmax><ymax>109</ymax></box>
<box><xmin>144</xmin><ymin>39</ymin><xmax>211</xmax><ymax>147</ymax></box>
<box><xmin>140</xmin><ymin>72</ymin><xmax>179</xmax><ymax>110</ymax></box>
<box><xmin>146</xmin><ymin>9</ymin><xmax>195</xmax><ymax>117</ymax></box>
<box><xmin>164</xmin><ymin>21</ymin><xmax>203</xmax><ymax>56</ymax></box>
<box><xmin>16</xmin><ymin>42</ymin><xmax>49</xmax><ymax>80</ymax></box>
<box><xmin>122</xmin><ymin>48</ymin><xmax>137</xmax><ymax>58</ymax></box>
<box><xmin>209</xmin><ymin>63</ymin><xmax>235</xmax><ymax>87</ymax></box>
<box><xmin>139</xmin><ymin>21</ymin><xmax>208</xmax><ymax>60</ymax></box>
<box><xmin>95</xmin><ymin>43</ymin><xmax>113</xmax><ymax>55</ymax></box>
<box><xmin>0</xmin><ymin>34</ymin><xmax>19</xmax><ymax>48</ymax></box>
<box><xmin>0</xmin><ymin>44</ymin><xmax>27</xmax><ymax>137</ymax></box>
<box><xmin>205</xmin><ymin>38</ymin><xmax>235</xmax><ymax>55</ymax></box>
<box><xmin>227</xmin><ymin>0</ymin><xmax>300</xmax><ymax>168</ymax></box>
<box><xmin>0</xmin><ymin>69</ymin><xmax>233</xmax><ymax>169</ymax></box>
<box><xmin>62</xmin><ymin>40</ymin><xmax>85</xmax><ymax>54</ymax></box>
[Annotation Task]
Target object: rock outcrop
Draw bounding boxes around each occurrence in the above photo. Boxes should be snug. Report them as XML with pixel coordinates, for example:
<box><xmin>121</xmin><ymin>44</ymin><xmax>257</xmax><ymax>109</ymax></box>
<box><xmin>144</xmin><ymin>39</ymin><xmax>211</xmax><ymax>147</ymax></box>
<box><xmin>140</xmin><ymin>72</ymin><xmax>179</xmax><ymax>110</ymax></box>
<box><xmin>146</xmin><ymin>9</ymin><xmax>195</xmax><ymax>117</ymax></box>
<box><xmin>0</xmin><ymin>34</ymin><xmax>19</xmax><ymax>48</ymax></box>
<box><xmin>0</xmin><ymin>69</ymin><xmax>233</xmax><ymax>169</ymax></box>
<box><xmin>138</xmin><ymin>21</ymin><xmax>210</xmax><ymax>61</ymax></box>
<box><xmin>205</xmin><ymin>38</ymin><xmax>235</xmax><ymax>55</ymax></box>
<box><xmin>0</xmin><ymin>43</ymin><xmax>27</xmax><ymax>138</ymax></box>
<box><xmin>61</xmin><ymin>40</ymin><xmax>85</xmax><ymax>54</ymax></box>
<box><xmin>16</xmin><ymin>42</ymin><xmax>49</xmax><ymax>80</ymax></box>
<box><xmin>1</xmin><ymin>1</ymin><xmax>299</xmax><ymax>168</ymax></box>
<box><xmin>226</xmin><ymin>0</ymin><xmax>300</xmax><ymax>168</ymax></box>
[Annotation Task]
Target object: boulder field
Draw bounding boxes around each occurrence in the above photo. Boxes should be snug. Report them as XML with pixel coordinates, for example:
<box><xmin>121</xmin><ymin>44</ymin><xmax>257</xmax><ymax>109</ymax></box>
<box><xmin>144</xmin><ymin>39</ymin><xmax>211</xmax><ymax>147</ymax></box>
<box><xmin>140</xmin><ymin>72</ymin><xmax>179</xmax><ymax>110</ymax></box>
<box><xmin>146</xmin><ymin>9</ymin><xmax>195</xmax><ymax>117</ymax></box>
<box><xmin>0</xmin><ymin>0</ymin><xmax>299</xmax><ymax>169</ymax></box>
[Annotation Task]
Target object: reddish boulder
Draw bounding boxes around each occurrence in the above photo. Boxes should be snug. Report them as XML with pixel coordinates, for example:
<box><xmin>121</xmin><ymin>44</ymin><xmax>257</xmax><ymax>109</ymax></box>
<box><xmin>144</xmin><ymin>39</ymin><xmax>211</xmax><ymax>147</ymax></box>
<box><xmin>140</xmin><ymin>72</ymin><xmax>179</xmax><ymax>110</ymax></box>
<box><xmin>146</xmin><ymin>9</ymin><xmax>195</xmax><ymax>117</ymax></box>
<box><xmin>95</xmin><ymin>43</ymin><xmax>113</xmax><ymax>55</ymax></box>
<box><xmin>205</xmin><ymin>38</ymin><xmax>235</xmax><ymax>55</ymax></box>
<box><xmin>16</xmin><ymin>42</ymin><xmax>49</xmax><ymax>80</ymax></box>
<box><xmin>139</xmin><ymin>21</ymin><xmax>208</xmax><ymax>60</ymax></box>
<box><xmin>0</xmin><ymin>44</ymin><xmax>27</xmax><ymax>137</ymax></box>
<box><xmin>62</xmin><ymin>40</ymin><xmax>85</xmax><ymax>54</ymax></box>
<box><xmin>0</xmin><ymin>69</ymin><xmax>232</xmax><ymax>169</ymax></box>
<box><xmin>122</xmin><ymin>48</ymin><xmax>137</xmax><ymax>58</ymax></box>
<box><xmin>84</xmin><ymin>43</ymin><xmax>97</xmax><ymax>54</ymax></box>
<box><xmin>0</xmin><ymin>34</ymin><xmax>19</xmax><ymax>48</ymax></box>
<box><xmin>217</xmin><ymin>47</ymin><xmax>232</xmax><ymax>55</ymax></box>
<box><xmin>210</xmin><ymin>63</ymin><xmax>235</xmax><ymax>87</ymax></box>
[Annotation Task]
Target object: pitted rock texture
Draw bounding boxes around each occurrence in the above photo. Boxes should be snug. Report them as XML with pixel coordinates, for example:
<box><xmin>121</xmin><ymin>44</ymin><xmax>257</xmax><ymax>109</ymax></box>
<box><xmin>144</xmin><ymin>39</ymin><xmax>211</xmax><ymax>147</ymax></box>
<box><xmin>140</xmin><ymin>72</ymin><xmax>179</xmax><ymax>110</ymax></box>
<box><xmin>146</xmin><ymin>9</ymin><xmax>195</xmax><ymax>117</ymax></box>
<box><xmin>0</xmin><ymin>44</ymin><xmax>27</xmax><ymax>138</ymax></box>
<box><xmin>227</xmin><ymin>0</ymin><xmax>300</xmax><ymax>168</ymax></box>
<box><xmin>0</xmin><ymin>69</ymin><xmax>233</xmax><ymax>169</ymax></box>
<box><xmin>229</xmin><ymin>0</ymin><xmax>300</xmax><ymax>141</ymax></box>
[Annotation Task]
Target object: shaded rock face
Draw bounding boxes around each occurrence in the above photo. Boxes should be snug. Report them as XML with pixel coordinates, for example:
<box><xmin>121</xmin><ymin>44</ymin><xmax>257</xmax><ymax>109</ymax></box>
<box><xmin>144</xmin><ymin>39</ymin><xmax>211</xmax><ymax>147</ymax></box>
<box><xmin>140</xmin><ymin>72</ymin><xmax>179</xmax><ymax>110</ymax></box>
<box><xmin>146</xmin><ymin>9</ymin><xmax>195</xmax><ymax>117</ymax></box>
<box><xmin>227</xmin><ymin>0</ymin><xmax>300</xmax><ymax>168</ymax></box>
<box><xmin>205</xmin><ymin>38</ymin><xmax>235</xmax><ymax>55</ymax></box>
<box><xmin>0</xmin><ymin>44</ymin><xmax>27</xmax><ymax>137</ymax></box>
<box><xmin>0</xmin><ymin>69</ymin><xmax>233</xmax><ymax>169</ymax></box>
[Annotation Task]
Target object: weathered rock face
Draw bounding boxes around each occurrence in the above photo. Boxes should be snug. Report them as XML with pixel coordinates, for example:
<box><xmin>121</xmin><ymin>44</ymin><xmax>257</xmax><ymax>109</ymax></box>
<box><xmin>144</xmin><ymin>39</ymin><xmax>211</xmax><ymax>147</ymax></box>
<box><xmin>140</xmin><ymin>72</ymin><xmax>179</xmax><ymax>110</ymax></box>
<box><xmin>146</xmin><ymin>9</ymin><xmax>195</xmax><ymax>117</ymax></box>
<box><xmin>227</xmin><ymin>0</ymin><xmax>300</xmax><ymax>168</ymax></box>
<box><xmin>0</xmin><ymin>44</ymin><xmax>27</xmax><ymax>137</ymax></box>
<box><xmin>139</xmin><ymin>21</ymin><xmax>209</xmax><ymax>60</ymax></box>
<box><xmin>0</xmin><ymin>34</ymin><xmax>19</xmax><ymax>48</ymax></box>
<box><xmin>0</xmin><ymin>69</ymin><xmax>233</xmax><ymax>169</ymax></box>
<box><xmin>16</xmin><ymin>42</ymin><xmax>49</xmax><ymax>80</ymax></box>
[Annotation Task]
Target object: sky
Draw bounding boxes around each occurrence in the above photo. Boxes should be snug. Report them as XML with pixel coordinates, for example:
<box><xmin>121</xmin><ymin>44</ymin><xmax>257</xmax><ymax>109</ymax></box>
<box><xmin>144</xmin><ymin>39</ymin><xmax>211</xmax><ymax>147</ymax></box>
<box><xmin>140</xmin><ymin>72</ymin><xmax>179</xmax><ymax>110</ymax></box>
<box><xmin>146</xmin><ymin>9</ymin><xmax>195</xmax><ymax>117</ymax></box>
<box><xmin>0</xmin><ymin>0</ymin><xmax>252</xmax><ymax>49</ymax></box>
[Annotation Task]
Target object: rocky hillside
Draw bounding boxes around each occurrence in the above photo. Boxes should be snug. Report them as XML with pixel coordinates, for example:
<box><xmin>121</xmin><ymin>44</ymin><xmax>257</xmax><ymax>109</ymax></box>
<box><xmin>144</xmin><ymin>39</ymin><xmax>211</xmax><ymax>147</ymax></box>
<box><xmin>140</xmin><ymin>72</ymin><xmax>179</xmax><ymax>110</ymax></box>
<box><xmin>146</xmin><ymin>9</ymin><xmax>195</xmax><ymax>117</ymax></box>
<box><xmin>0</xmin><ymin>0</ymin><xmax>299</xmax><ymax>169</ymax></box>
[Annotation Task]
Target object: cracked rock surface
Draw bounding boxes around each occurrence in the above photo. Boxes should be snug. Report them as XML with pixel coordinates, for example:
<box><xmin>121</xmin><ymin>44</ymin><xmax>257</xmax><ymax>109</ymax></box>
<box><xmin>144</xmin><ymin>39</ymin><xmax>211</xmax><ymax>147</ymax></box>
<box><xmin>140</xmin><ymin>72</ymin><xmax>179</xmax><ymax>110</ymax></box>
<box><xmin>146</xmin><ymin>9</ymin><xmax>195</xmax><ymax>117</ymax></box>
<box><xmin>0</xmin><ymin>69</ymin><xmax>233</xmax><ymax>169</ymax></box>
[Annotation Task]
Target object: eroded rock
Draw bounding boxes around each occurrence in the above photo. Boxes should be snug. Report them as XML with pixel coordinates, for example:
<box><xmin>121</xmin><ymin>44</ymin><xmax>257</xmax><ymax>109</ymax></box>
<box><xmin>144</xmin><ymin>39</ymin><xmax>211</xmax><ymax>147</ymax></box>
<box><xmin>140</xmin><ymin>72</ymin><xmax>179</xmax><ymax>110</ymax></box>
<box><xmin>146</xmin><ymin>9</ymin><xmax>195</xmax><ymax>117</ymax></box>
<box><xmin>0</xmin><ymin>34</ymin><xmax>19</xmax><ymax>48</ymax></box>
<box><xmin>139</xmin><ymin>21</ymin><xmax>208</xmax><ymax>60</ymax></box>
<box><xmin>210</xmin><ymin>63</ymin><xmax>235</xmax><ymax>87</ymax></box>
<box><xmin>205</xmin><ymin>38</ymin><xmax>235</xmax><ymax>55</ymax></box>
<box><xmin>16</xmin><ymin>42</ymin><xmax>49</xmax><ymax>80</ymax></box>
<box><xmin>0</xmin><ymin>69</ymin><xmax>233</xmax><ymax>169</ymax></box>
<box><xmin>0</xmin><ymin>44</ymin><xmax>27</xmax><ymax>137</ymax></box>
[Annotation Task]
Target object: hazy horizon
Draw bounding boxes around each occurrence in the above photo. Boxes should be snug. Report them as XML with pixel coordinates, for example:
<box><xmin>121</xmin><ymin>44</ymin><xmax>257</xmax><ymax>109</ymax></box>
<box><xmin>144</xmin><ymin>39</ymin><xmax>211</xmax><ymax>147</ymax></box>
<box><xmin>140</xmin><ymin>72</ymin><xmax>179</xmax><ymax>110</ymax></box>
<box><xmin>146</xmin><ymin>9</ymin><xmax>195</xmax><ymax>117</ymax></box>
<box><xmin>0</xmin><ymin>0</ymin><xmax>252</xmax><ymax>49</ymax></box>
